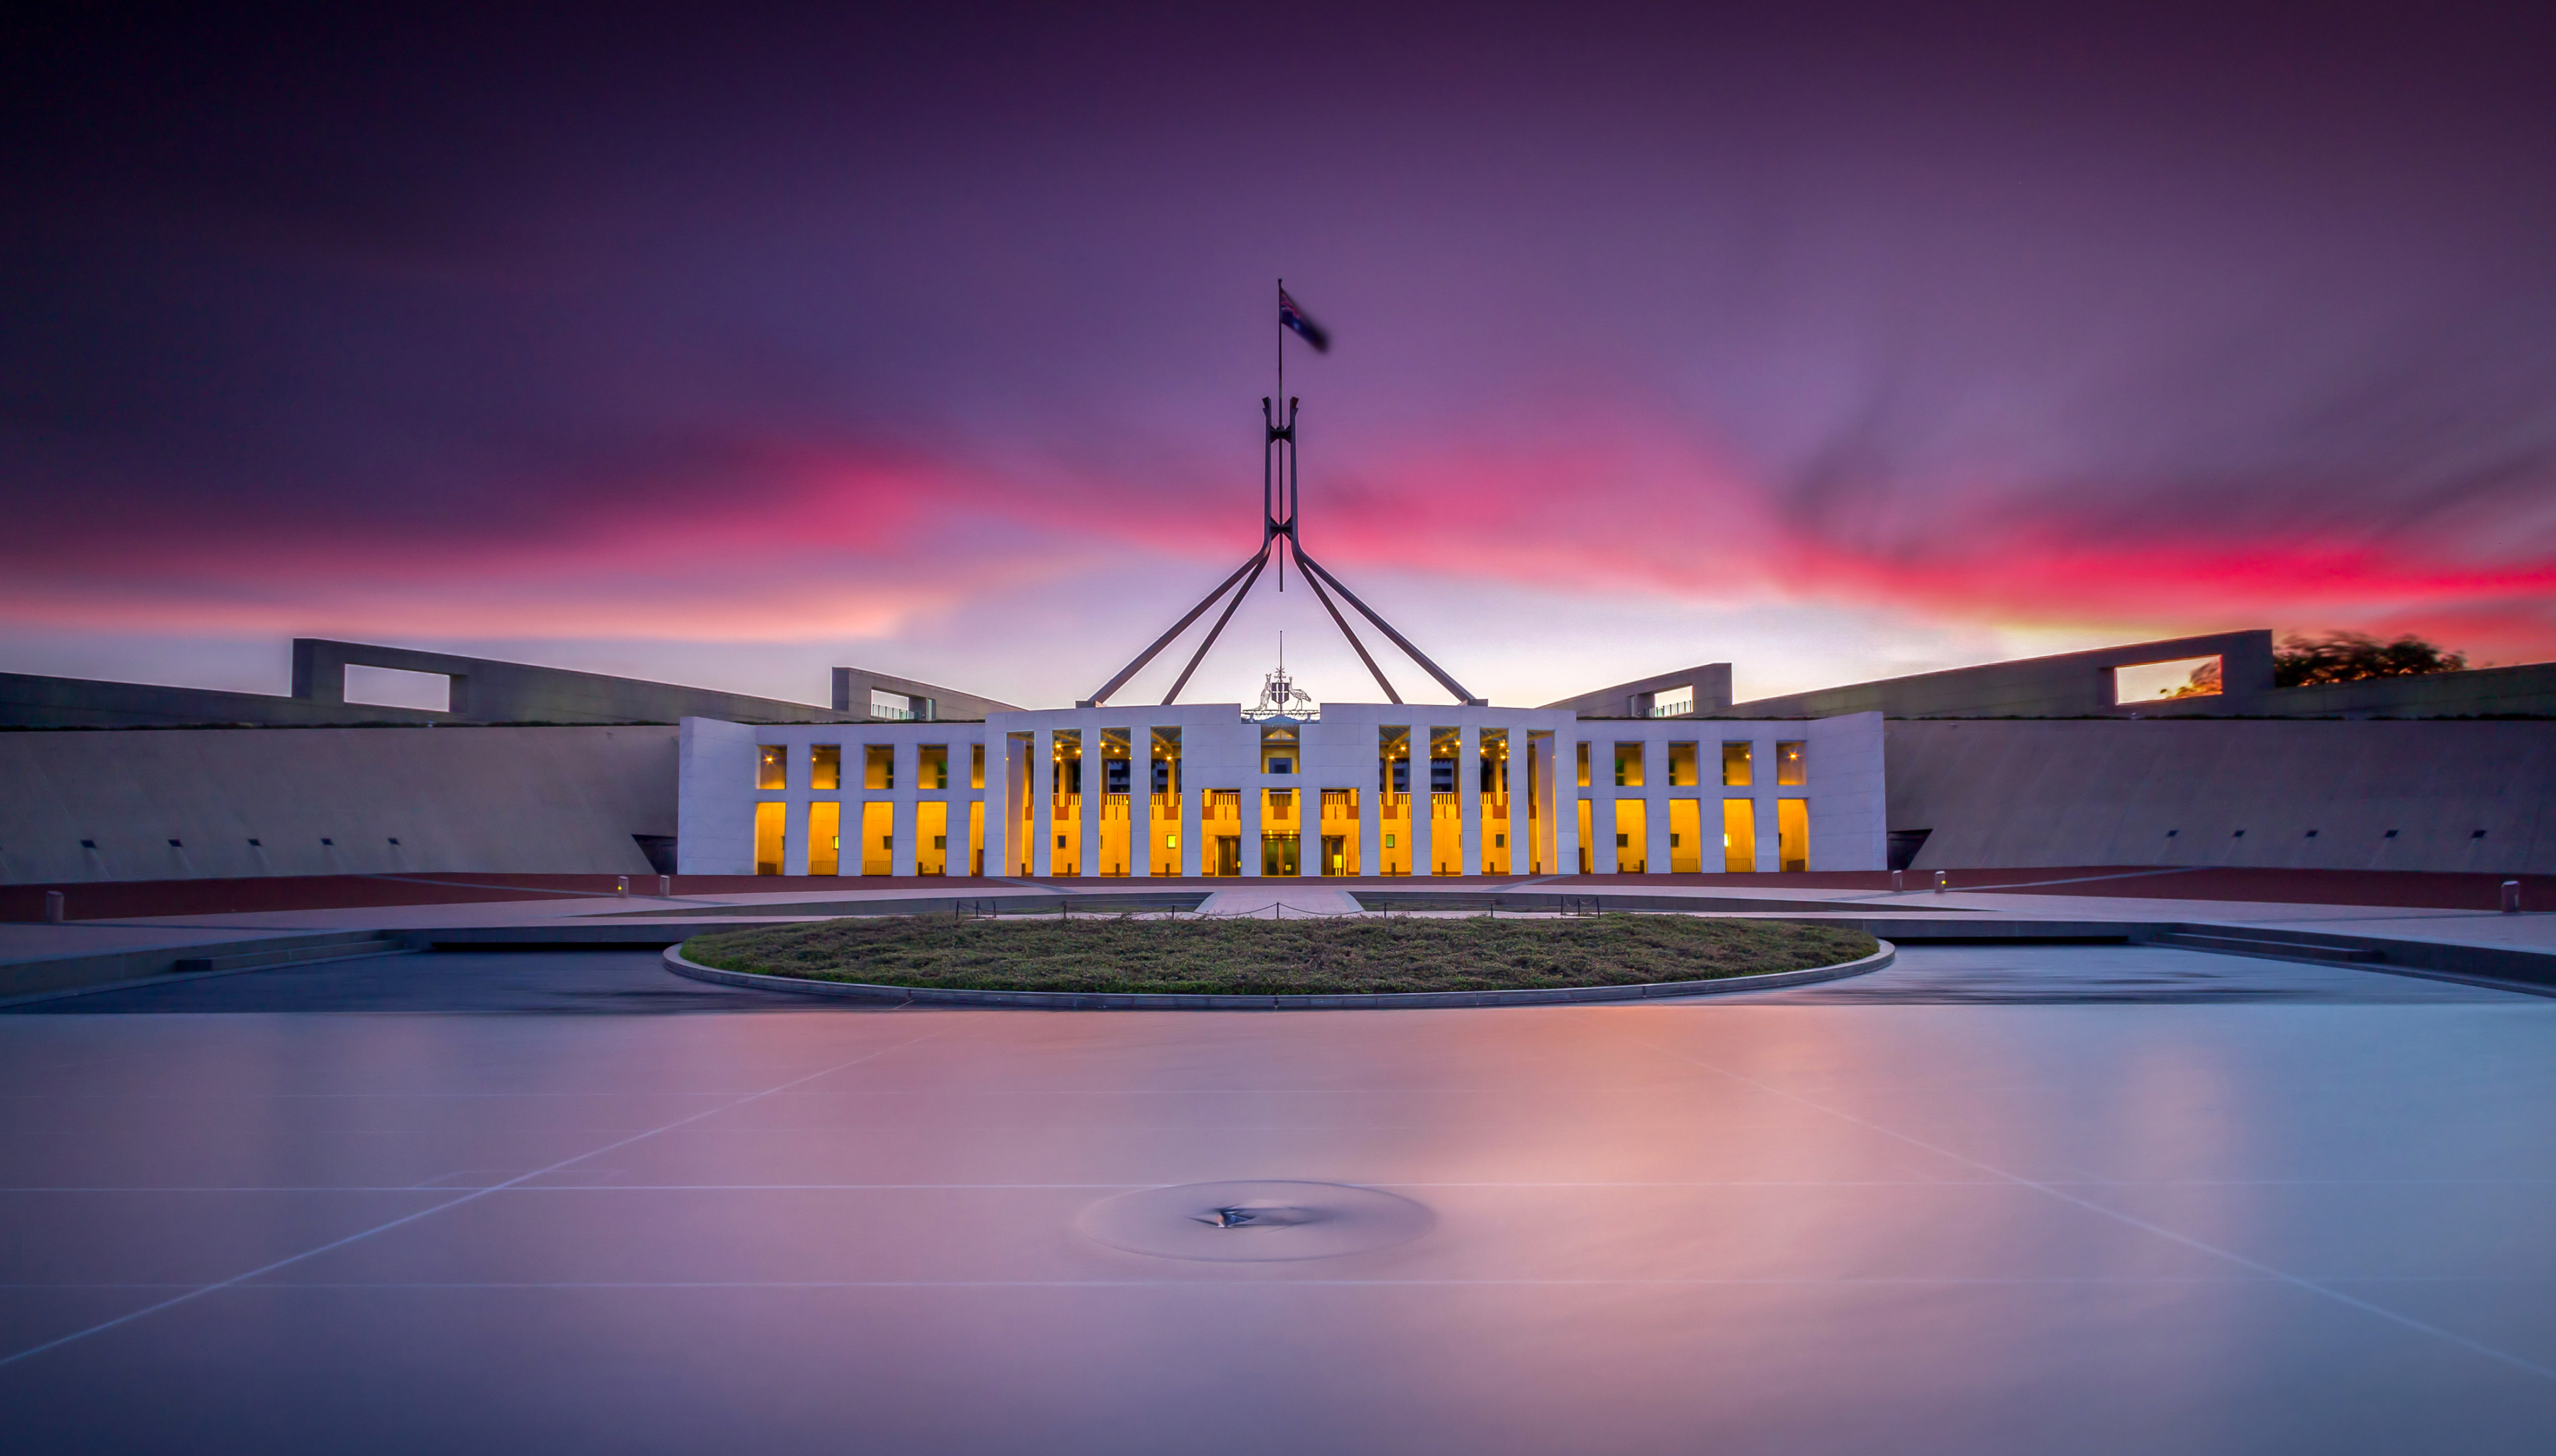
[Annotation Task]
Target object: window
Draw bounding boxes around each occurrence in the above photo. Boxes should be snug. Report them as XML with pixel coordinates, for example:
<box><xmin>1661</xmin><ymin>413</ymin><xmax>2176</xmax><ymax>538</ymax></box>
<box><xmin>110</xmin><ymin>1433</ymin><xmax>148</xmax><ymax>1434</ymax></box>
<box><xmin>864</xmin><ymin>745</ymin><xmax>894</xmax><ymax>790</ymax></box>
<box><xmin>1648</xmin><ymin>684</ymin><xmax>1694</xmax><ymax>718</ymax></box>
<box><xmin>1777</xmin><ymin>799</ymin><xmax>1808</xmax><ymax>872</ymax></box>
<box><xmin>919</xmin><ymin>744</ymin><xmax>949</xmax><ymax>790</ymax></box>
<box><xmin>917</xmin><ymin>802</ymin><xmax>947</xmax><ymax>876</ymax></box>
<box><xmin>970</xmin><ymin>743</ymin><xmax>985</xmax><ymax>789</ymax></box>
<box><xmin>862</xmin><ymin>803</ymin><xmax>894</xmax><ymax>876</ymax></box>
<box><xmin>1669</xmin><ymin>800</ymin><xmax>1703</xmax><ymax>873</ymax></box>
<box><xmin>1721</xmin><ymin>741</ymin><xmax>1752</xmax><ymax>786</ymax></box>
<box><xmin>754</xmin><ymin>802</ymin><xmax>786</xmax><ymax>875</ymax></box>
<box><xmin>808</xmin><ymin>802</ymin><xmax>841</xmax><ymax>875</ymax></box>
<box><xmin>1261</xmin><ymin>725</ymin><xmax>1299</xmax><ymax>775</ymax></box>
<box><xmin>1614</xmin><ymin>799</ymin><xmax>1646</xmax><ymax>873</ymax></box>
<box><xmin>343</xmin><ymin>664</ymin><xmax>452</xmax><ymax>712</ymax></box>
<box><xmin>810</xmin><ymin>745</ymin><xmax>841</xmax><ymax>791</ymax></box>
<box><xmin>870</xmin><ymin>688</ymin><xmax>934</xmax><ymax>721</ymax></box>
<box><xmin>1776</xmin><ymin>741</ymin><xmax>1806</xmax><ymax>786</ymax></box>
<box><xmin>1667</xmin><ymin>742</ymin><xmax>1698</xmax><ymax>787</ymax></box>
<box><xmin>757</xmin><ymin>746</ymin><xmax>786</xmax><ymax>791</ymax></box>
<box><xmin>1722</xmin><ymin>799</ymin><xmax>1756</xmax><ymax>872</ymax></box>
<box><xmin>2113</xmin><ymin>656</ymin><xmax>2222</xmax><ymax>704</ymax></box>
<box><xmin>1614</xmin><ymin>742</ymin><xmax>1644</xmax><ymax>788</ymax></box>
<box><xmin>1576</xmin><ymin>741</ymin><xmax>1590</xmax><ymax>788</ymax></box>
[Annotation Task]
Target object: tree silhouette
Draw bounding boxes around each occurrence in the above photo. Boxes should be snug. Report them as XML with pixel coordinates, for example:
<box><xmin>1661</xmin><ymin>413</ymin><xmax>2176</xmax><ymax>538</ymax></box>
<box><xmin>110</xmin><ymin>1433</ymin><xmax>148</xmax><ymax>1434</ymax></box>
<box><xmin>2273</xmin><ymin>632</ymin><xmax>2466</xmax><ymax>688</ymax></box>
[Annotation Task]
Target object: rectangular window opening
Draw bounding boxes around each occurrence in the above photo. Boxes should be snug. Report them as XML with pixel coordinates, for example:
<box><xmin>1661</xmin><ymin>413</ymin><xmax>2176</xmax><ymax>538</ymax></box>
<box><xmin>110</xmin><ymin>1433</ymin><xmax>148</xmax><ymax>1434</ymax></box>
<box><xmin>810</xmin><ymin>744</ymin><xmax>841</xmax><ymax>791</ymax></box>
<box><xmin>1776</xmin><ymin>740</ymin><xmax>1806</xmax><ymax>786</ymax></box>
<box><xmin>2113</xmin><ymin>656</ymin><xmax>2223</xmax><ymax>704</ymax></box>
<box><xmin>1721</xmin><ymin>741</ymin><xmax>1753</xmax><ymax>787</ymax></box>
<box><xmin>342</xmin><ymin>664</ymin><xmax>452</xmax><ymax>713</ymax></box>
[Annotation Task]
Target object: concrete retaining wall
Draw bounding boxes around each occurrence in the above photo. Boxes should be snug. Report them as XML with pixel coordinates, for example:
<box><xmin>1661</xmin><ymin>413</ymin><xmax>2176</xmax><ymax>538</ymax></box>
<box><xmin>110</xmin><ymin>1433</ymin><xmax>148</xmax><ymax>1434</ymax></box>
<box><xmin>1887</xmin><ymin>719</ymin><xmax>2556</xmax><ymax>873</ymax></box>
<box><xmin>0</xmin><ymin>725</ymin><xmax>677</xmax><ymax>883</ymax></box>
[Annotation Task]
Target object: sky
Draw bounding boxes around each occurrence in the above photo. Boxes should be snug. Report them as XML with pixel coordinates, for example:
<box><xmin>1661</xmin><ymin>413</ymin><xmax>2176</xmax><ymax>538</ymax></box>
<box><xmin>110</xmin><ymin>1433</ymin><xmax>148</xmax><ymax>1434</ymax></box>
<box><xmin>6</xmin><ymin>2</ymin><xmax>2555</xmax><ymax>712</ymax></box>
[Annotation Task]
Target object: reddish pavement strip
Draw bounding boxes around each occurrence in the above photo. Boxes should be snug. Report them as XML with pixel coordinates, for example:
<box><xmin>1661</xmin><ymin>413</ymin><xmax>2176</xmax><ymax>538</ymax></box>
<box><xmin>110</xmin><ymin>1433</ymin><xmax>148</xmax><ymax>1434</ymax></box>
<box><xmin>3</xmin><ymin>867</ymin><xmax>2547</xmax><ymax>923</ymax></box>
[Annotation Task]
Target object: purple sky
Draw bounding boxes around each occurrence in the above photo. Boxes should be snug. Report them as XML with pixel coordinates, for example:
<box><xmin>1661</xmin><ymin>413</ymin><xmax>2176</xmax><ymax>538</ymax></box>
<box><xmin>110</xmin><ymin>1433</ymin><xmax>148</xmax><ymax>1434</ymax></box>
<box><xmin>7</xmin><ymin>4</ymin><xmax>2555</xmax><ymax>710</ymax></box>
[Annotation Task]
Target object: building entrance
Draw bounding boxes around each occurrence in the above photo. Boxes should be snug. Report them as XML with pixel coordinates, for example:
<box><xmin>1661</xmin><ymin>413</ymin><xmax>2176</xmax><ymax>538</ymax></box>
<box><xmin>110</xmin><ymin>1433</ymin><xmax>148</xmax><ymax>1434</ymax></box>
<box><xmin>1262</xmin><ymin>834</ymin><xmax>1300</xmax><ymax>877</ymax></box>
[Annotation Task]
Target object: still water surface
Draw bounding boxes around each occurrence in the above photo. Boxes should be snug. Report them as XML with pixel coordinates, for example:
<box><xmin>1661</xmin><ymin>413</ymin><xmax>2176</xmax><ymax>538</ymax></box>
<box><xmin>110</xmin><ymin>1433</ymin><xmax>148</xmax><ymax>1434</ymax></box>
<box><xmin>1</xmin><ymin>948</ymin><xmax>2550</xmax><ymax>1454</ymax></box>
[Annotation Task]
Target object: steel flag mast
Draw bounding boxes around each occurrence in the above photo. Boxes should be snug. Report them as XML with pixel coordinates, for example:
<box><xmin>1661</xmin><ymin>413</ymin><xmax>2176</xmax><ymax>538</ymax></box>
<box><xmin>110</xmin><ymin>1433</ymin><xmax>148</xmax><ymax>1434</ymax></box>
<box><xmin>1081</xmin><ymin>281</ymin><xmax>1485</xmax><ymax>708</ymax></box>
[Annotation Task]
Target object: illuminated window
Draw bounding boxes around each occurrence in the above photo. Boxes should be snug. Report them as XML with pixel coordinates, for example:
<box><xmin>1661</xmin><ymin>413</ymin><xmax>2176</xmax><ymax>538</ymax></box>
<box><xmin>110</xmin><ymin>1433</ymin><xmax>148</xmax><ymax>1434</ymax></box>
<box><xmin>917</xmin><ymin>801</ymin><xmax>947</xmax><ymax>876</ymax></box>
<box><xmin>808</xmin><ymin>802</ymin><xmax>841</xmax><ymax>876</ymax></box>
<box><xmin>1722</xmin><ymin>799</ymin><xmax>1756</xmax><ymax>872</ymax></box>
<box><xmin>1614</xmin><ymin>742</ymin><xmax>1645</xmax><ymax>788</ymax></box>
<box><xmin>1669</xmin><ymin>800</ymin><xmax>1702</xmax><ymax>873</ymax></box>
<box><xmin>1576</xmin><ymin>741</ymin><xmax>1590</xmax><ymax>788</ymax></box>
<box><xmin>865</xmin><ymin>745</ymin><xmax>894</xmax><ymax>790</ymax></box>
<box><xmin>1666</xmin><ymin>742</ymin><xmax>1698</xmax><ymax>787</ymax></box>
<box><xmin>810</xmin><ymin>745</ymin><xmax>841</xmax><ymax>791</ymax></box>
<box><xmin>919</xmin><ymin>745</ymin><xmax>949</xmax><ymax>790</ymax></box>
<box><xmin>1319</xmin><ymin>788</ymin><xmax>1359</xmax><ymax>876</ymax></box>
<box><xmin>1477</xmin><ymin>729</ymin><xmax>1508</xmax><ymax>876</ymax></box>
<box><xmin>1378</xmin><ymin>727</ymin><xmax>1411</xmax><ymax>876</ymax></box>
<box><xmin>968</xmin><ymin>801</ymin><xmax>984</xmax><ymax>876</ymax></box>
<box><xmin>757</xmin><ymin>746</ymin><xmax>786</xmax><ymax>792</ymax></box>
<box><xmin>1261</xmin><ymin>724</ymin><xmax>1299</xmax><ymax>775</ymax></box>
<box><xmin>1721</xmin><ymin>742</ymin><xmax>1752</xmax><ymax>786</ymax></box>
<box><xmin>1614</xmin><ymin>799</ymin><xmax>1646</xmax><ymax>873</ymax></box>
<box><xmin>862</xmin><ymin>802</ymin><xmax>894</xmax><ymax>876</ymax></box>
<box><xmin>1150</xmin><ymin>727</ymin><xmax>1183</xmax><ymax>876</ymax></box>
<box><xmin>1261</xmin><ymin>788</ymin><xmax>1300</xmax><ymax>876</ymax></box>
<box><xmin>754</xmin><ymin>802</ymin><xmax>786</xmax><ymax>876</ymax></box>
<box><xmin>1098</xmin><ymin>728</ymin><xmax>1133</xmax><ymax>876</ymax></box>
<box><xmin>1776</xmin><ymin>741</ymin><xmax>1806</xmax><ymax>786</ymax></box>
<box><xmin>1778</xmin><ymin>799</ymin><xmax>1809</xmax><ymax>872</ymax></box>
<box><xmin>970</xmin><ymin>743</ymin><xmax>985</xmax><ymax>790</ymax></box>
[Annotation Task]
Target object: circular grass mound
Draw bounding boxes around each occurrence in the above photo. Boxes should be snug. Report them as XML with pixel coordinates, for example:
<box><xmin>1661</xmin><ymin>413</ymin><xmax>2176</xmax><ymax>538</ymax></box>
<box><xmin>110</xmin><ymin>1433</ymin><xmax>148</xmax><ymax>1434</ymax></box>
<box><xmin>680</xmin><ymin>914</ymin><xmax>1880</xmax><ymax>998</ymax></box>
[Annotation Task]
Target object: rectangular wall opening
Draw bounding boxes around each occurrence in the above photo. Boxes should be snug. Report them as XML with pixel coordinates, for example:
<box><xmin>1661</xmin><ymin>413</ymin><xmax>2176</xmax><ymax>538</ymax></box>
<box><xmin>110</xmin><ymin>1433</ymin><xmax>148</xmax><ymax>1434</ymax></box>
<box><xmin>864</xmin><ymin>745</ymin><xmax>894</xmax><ymax>790</ymax></box>
<box><xmin>2113</xmin><ymin>656</ymin><xmax>2223</xmax><ymax>704</ymax></box>
<box><xmin>1378</xmin><ymin>727</ymin><xmax>1411</xmax><ymax>876</ymax></box>
<box><xmin>1777</xmin><ymin>799</ymin><xmax>1809</xmax><ymax>872</ymax></box>
<box><xmin>968</xmin><ymin>801</ymin><xmax>985</xmax><ymax>877</ymax></box>
<box><xmin>1527</xmin><ymin>729</ymin><xmax>1553</xmax><ymax>874</ymax></box>
<box><xmin>1722</xmin><ymin>799</ymin><xmax>1756</xmax><ymax>872</ymax></box>
<box><xmin>861</xmin><ymin>802</ymin><xmax>894</xmax><ymax>876</ymax></box>
<box><xmin>919</xmin><ymin>745</ymin><xmax>949</xmax><ymax>790</ymax></box>
<box><xmin>808</xmin><ymin>802</ymin><xmax>841</xmax><ymax>876</ymax></box>
<box><xmin>1429</xmin><ymin>727</ymin><xmax>1462</xmax><ymax>875</ymax></box>
<box><xmin>1007</xmin><ymin>732</ymin><xmax>1034</xmax><ymax>876</ymax></box>
<box><xmin>1776</xmin><ymin>740</ymin><xmax>1806</xmax><ymax>786</ymax></box>
<box><xmin>1667</xmin><ymin>741</ymin><xmax>1698</xmax><ymax>787</ymax></box>
<box><xmin>1578</xmin><ymin>799</ymin><xmax>1593</xmax><ymax>874</ymax></box>
<box><xmin>1204</xmin><ymin>790</ymin><xmax>1242</xmax><ymax>877</ymax></box>
<box><xmin>1261</xmin><ymin>788</ymin><xmax>1300</xmax><ymax>876</ymax></box>
<box><xmin>754</xmin><ymin>802</ymin><xmax>786</xmax><ymax>876</ymax></box>
<box><xmin>1721</xmin><ymin>741</ymin><xmax>1752</xmax><ymax>786</ymax></box>
<box><xmin>1098</xmin><ymin>727</ymin><xmax>1133</xmax><ymax>877</ymax></box>
<box><xmin>810</xmin><ymin>745</ymin><xmax>841</xmax><ymax>791</ymax></box>
<box><xmin>1614</xmin><ymin>799</ymin><xmax>1647</xmax><ymax>874</ymax></box>
<box><xmin>1669</xmin><ymin>799</ymin><xmax>1702</xmax><ymax>874</ymax></box>
<box><xmin>1150</xmin><ymin>728</ymin><xmax>1182</xmax><ymax>876</ymax></box>
<box><xmin>916</xmin><ymin>801</ymin><xmax>947</xmax><ymax>876</ymax></box>
<box><xmin>1614</xmin><ymin>741</ymin><xmax>1645</xmax><ymax>788</ymax></box>
<box><xmin>870</xmin><ymin>689</ymin><xmax>932</xmax><ymax>721</ymax></box>
<box><xmin>1478</xmin><ymin>729</ymin><xmax>1509</xmax><ymax>876</ymax></box>
<box><xmin>1319</xmin><ymin>788</ymin><xmax>1359</xmax><ymax>876</ymax></box>
<box><xmin>757</xmin><ymin>746</ymin><xmax>786</xmax><ymax>792</ymax></box>
<box><xmin>1050</xmin><ymin>730</ymin><xmax>1082</xmax><ymax>876</ymax></box>
<box><xmin>343</xmin><ymin>664</ymin><xmax>452</xmax><ymax>713</ymax></box>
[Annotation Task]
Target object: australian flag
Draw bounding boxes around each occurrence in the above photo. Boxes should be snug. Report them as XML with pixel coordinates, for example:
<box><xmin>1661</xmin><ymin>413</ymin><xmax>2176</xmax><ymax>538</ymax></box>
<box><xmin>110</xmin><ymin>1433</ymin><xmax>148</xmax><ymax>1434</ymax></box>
<box><xmin>1279</xmin><ymin>288</ymin><xmax>1330</xmax><ymax>352</ymax></box>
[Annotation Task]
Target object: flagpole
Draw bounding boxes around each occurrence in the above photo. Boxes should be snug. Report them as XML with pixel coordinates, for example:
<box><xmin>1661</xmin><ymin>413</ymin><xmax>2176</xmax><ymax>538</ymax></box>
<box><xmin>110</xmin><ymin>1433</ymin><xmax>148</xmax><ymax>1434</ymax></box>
<box><xmin>1275</xmin><ymin>277</ymin><xmax>1286</xmax><ymax>591</ymax></box>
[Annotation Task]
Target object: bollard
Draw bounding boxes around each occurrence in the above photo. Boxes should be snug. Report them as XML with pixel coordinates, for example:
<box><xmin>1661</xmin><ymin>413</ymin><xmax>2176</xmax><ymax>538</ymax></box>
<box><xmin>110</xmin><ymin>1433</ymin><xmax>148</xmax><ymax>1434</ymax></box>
<box><xmin>1891</xmin><ymin>870</ymin><xmax>1903</xmax><ymax>892</ymax></box>
<box><xmin>2502</xmin><ymin>880</ymin><xmax>2522</xmax><ymax>915</ymax></box>
<box><xmin>617</xmin><ymin>875</ymin><xmax>630</xmax><ymax>898</ymax></box>
<box><xmin>658</xmin><ymin>874</ymin><xmax>672</xmax><ymax>897</ymax></box>
<box><xmin>45</xmin><ymin>890</ymin><xmax>66</xmax><ymax>924</ymax></box>
<box><xmin>1933</xmin><ymin>870</ymin><xmax>1947</xmax><ymax>895</ymax></box>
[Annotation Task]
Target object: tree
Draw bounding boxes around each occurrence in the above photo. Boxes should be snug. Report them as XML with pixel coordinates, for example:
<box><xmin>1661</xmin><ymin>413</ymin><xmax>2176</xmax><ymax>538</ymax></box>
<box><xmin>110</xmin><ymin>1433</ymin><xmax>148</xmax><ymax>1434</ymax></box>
<box><xmin>2273</xmin><ymin>631</ymin><xmax>2467</xmax><ymax>688</ymax></box>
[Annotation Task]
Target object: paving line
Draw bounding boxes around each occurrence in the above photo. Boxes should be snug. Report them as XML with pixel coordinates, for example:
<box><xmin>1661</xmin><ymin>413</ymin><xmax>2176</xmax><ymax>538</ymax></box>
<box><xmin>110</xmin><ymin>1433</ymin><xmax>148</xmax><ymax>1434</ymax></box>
<box><xmin>0</xmin><ymin>1026</ymin><xmax>949</xmax><ymax>1371</ymax></box>
<box><xmin>1620</xmin><ymin>1030</ymin><xmax>2556</xmax><ymax>1381</ymax></box>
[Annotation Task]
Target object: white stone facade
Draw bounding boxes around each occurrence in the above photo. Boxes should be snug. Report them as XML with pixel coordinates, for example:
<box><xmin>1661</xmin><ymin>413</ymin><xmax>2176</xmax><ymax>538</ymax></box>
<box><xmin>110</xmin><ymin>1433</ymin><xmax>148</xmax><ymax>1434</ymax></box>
<box><xmin>676</xmin><ymin>706</ymin><xmax>1886</xmax><ymax>877</ymax></box>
